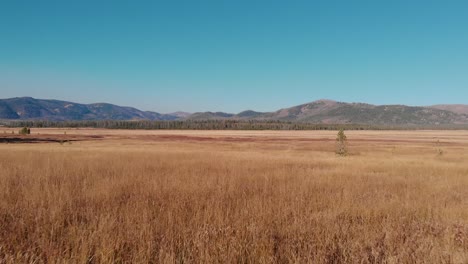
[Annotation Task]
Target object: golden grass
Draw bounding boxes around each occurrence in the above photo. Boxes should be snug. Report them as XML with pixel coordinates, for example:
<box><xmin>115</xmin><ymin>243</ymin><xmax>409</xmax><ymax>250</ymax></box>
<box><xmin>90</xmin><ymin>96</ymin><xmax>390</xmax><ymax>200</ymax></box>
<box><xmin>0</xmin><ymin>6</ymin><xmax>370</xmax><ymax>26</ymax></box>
<box><xmin>1</xmin><ymin>129</ymin><xmax>468</xmax><ymax>263</ymax></box>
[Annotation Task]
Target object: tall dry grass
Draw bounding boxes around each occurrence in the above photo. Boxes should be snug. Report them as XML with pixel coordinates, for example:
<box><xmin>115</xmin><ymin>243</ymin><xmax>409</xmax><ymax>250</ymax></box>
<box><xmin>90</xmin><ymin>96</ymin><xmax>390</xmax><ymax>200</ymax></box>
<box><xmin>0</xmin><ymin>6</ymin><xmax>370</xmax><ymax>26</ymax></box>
<box><xmin>1</xmin><ymin>132</ymin><xmax>468</xmax><ymax>263</ymax></box>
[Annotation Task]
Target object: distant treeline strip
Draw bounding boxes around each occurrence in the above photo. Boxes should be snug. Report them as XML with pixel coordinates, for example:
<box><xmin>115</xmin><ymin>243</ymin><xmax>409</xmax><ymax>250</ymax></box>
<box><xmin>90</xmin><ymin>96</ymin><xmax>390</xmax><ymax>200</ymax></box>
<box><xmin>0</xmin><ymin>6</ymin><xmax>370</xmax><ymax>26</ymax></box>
<box><xmin>2</xmin><ymin>120</ymin><xmax>468</xmax><ymax>130</ymax></box>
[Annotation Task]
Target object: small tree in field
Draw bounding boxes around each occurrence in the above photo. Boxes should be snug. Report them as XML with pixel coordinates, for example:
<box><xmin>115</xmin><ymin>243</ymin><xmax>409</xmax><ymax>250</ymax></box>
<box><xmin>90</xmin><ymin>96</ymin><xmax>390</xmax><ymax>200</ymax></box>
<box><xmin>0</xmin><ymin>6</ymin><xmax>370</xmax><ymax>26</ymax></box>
<box><xmin>336</xmin><ymin>128</ymin><xmax>348</xmax><ymax>156</ymax></box>
<box><xmin>19</xmin><ymin>127</ymin><xmax>30</xmax><ymax>135</ymax></box>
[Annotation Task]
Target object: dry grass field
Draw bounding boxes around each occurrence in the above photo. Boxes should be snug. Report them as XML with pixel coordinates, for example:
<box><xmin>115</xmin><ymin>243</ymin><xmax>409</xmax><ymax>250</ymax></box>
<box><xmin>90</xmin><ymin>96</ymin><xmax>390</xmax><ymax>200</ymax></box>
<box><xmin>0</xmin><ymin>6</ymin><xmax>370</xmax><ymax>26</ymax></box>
<box><xmin>1</xmin><ymin>128</ymin><xmax>468</xmax><ymax>263</ymax></box>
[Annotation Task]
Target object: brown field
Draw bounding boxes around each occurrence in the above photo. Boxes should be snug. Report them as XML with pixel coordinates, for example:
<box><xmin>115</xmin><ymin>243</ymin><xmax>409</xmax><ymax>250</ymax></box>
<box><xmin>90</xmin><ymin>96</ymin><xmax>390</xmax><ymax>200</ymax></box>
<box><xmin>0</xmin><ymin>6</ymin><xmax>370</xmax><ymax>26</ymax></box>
<box><xmin>1</xmin><ymin>128</ymin><xmax>468</xmax><ymax>263</ymax></box>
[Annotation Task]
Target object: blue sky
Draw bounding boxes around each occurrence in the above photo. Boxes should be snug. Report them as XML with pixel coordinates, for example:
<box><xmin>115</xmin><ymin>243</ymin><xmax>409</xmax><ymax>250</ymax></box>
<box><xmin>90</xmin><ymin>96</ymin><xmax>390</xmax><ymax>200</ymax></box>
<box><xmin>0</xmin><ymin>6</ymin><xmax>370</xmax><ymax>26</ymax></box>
<box><xmin>1</xmin><ymin>1</ymin><xmax>467</xmax><ymax>113</ymax></box>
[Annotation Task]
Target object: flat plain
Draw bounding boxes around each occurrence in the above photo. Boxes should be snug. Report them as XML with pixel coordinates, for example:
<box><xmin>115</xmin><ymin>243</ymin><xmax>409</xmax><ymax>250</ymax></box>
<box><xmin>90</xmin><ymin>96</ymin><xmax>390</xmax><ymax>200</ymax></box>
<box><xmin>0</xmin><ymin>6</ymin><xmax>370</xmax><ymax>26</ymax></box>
<box><xmin>1</xmin><ymin>128</ymin><xmax>468</xmax><ymax>263</ymax></box>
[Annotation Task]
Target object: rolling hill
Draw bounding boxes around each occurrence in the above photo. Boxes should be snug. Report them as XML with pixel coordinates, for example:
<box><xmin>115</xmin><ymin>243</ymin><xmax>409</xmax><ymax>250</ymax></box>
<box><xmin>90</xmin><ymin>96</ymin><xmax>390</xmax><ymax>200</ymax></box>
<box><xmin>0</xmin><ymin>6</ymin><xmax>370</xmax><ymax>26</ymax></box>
<box><xmin>258</xmin><ymin>100</ymin><xmax>468</xmax><ymax>125</ymax></box>
<box><xmin>0</xmin><ymin>97</ymin><xmax>179</xmax><ymax>121</ymax></box>
<box><xmin>430</xmin><ymin>104</ymin><xmax>468</xmax><ymax>115</ymax></box>
<box><xmin>188</xmin><ymin>100</ymin><xmax>468</xmax><ymax>125</ymax></box>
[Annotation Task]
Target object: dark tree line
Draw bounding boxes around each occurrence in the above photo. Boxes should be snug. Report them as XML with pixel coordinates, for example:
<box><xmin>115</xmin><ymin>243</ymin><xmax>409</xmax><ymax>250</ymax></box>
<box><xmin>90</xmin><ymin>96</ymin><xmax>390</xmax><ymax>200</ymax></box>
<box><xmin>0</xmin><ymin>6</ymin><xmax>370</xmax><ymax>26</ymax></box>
<box><xmin>1</xmin><ymin>120</ymin><xmax>467</xmax><ymax>130</ymax></box>
<box><xmin>1</xmin><ymin>120</ymin><xmax>378</xmax><ymax>130</ymax></box>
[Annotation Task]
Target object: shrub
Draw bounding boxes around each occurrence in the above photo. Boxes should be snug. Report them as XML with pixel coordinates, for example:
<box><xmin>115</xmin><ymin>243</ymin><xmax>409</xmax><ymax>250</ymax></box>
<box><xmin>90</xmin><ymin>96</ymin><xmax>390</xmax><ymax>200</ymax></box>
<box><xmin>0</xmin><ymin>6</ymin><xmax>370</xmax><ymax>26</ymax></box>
<box><xmin>19</xmin><ymin>127</ymin><xmax>30</xmax><ymax>135</ymax></box>
<box><xmin>336</xmin><ymin>128</ymin><xmax>348</xmax><ymax>156</ymax></box>
<box><xmin>435</xmin><ymin>139</ymin><xmax>444</xmax><ymax>156</ymax></box>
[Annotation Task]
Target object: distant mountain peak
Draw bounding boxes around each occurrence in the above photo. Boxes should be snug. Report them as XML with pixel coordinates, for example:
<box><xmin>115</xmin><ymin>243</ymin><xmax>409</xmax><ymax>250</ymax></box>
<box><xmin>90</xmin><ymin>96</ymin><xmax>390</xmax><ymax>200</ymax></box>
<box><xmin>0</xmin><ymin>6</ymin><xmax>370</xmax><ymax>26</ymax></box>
<box><xmin>313</xmin><ymin>99</ymin><xmax>337</xmax><ymax>103</ymax></box>
<box><xmin>168</xmin><ymin>112</ymin><xmax>192</xmax><ymax>118</ymax></box>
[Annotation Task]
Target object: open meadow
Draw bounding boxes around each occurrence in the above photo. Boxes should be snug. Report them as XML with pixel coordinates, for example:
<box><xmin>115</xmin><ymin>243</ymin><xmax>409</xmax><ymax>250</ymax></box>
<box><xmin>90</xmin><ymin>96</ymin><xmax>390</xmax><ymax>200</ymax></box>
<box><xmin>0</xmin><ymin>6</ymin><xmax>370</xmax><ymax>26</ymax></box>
<box><xmin>1</xmin><ymin>128</ymin><xmax>468</xmax><ymax>263</ymax></box>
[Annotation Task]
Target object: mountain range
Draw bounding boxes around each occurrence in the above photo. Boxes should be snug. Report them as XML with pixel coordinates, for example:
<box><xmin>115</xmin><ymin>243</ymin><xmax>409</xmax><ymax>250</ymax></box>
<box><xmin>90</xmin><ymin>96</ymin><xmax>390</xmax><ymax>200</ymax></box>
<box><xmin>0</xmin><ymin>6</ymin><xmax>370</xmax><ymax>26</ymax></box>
<box><xmin>1</xmin><ymin>97</ymin><xmax>468</xmax><ymax>125</ymax></box>
<box><xmin>0</xmin><ymin>97</ymin><xmax>181</xmax><ymax>121</ymax></box>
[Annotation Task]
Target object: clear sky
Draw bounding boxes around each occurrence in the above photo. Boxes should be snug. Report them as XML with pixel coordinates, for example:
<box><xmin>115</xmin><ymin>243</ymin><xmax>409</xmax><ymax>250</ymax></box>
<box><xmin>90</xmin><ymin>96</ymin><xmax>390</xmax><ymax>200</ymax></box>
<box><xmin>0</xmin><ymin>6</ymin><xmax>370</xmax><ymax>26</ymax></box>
<box><xmin>1</xmin><ymin>1</ymin><xmax>467</xmax><ymax>113</ymax></box>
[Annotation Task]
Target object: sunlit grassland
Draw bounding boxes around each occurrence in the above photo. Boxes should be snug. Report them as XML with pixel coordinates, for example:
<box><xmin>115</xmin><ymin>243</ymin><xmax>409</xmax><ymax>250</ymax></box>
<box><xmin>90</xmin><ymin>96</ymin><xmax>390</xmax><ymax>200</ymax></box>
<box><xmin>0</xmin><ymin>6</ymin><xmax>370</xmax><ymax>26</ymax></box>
<box><xmin>1</xmin><ymin>130</ymin><xmax>468</xmax><ymax>263</ymax></box>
